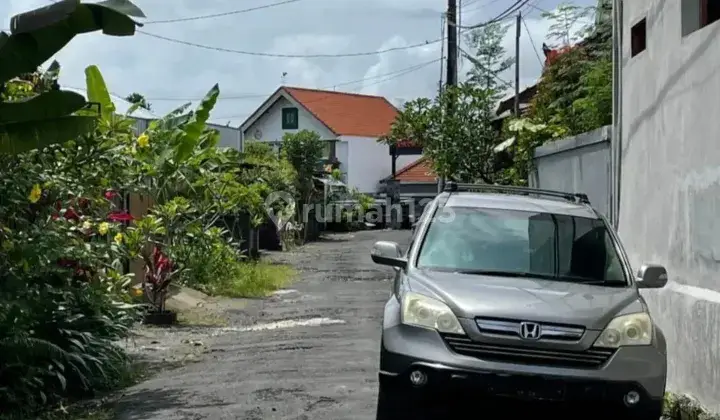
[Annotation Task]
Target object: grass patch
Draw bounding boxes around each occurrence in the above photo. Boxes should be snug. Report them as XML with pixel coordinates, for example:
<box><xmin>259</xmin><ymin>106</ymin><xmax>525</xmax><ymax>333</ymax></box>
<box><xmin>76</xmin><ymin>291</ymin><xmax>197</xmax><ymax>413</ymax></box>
<box><xmin>177</xmin><ymin>308</ymin><xmax>228</xmax><ymax>327</ymax></box>
<box><xmin>204</xmin><ymin>261</ymin><xmax>296</xmax><ymax>298</ymax></box>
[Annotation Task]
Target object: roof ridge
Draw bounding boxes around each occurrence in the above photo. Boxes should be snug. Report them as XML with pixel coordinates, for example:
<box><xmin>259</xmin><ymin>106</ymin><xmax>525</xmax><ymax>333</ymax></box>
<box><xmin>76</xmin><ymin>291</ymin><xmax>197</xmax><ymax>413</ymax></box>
<box><xmin>282</xmin><ymin>86</ymin><xmax>388</xmax><ymax>100</ymax></box>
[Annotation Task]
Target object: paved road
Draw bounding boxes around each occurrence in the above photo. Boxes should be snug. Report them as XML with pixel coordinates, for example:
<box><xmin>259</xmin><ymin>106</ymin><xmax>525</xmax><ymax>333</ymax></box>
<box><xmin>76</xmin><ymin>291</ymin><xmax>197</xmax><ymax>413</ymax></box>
<box><xmin>116</xmin><ymin>230</ymin><xmax>410</xmax><ymax>420</ymax></box>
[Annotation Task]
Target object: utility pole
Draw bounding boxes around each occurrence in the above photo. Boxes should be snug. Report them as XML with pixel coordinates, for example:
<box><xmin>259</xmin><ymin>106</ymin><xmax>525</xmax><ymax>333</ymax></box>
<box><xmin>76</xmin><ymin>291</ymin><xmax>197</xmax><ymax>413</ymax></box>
<box><xmin>438</xmin><ymin>13</ymin><xmax>446</xmax><ymax>95</ymax></box>
<box><xmin>514</xmin><ymin>11</ymin><xmax>521</xmax><ymax>116</ymax></box>
<box><xmin>439</xmin><ymin>0</ymin><xmax>457</xmax><ymax>193</ymax></box>
<box><xmin>447</xmin><ymin>0</ymin><xmax>458</xmax><ymax>88</ymax></box>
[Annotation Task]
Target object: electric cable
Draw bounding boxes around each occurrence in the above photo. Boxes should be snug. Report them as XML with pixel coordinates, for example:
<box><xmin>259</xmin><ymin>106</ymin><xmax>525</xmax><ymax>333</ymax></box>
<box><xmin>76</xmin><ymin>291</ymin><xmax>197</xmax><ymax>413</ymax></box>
<box><xmin>143</xmin><ymin>0</ymin><xmax>301</xmax><ymax>24</ymax></box>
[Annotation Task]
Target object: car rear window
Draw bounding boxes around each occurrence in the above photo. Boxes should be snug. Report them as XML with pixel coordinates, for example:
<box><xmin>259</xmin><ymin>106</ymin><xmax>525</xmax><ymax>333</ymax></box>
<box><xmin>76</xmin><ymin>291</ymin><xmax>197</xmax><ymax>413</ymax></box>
<box><xmin>416</xmin><ymin>207</ymin><xmax>627</xmax><ymax>284</ymax></box>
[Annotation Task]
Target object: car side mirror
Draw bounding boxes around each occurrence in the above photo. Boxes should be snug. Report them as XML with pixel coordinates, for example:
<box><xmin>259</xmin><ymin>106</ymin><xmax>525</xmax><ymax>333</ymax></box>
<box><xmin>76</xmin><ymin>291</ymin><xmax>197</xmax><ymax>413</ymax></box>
<box><xmin>636</xmin><ymin>264</ymin><xmax>668</xmax><ymax>289</ymax></box>
<box><xmin>371</xmin><ymin>241</ymin><xmax>407</xmax><ymax>269</ymax></box>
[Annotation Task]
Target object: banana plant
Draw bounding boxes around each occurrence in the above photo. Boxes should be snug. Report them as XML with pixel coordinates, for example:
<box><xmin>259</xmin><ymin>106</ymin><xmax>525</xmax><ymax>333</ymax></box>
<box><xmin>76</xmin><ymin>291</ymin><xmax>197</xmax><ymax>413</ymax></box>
<box><xmin>0</xmin><ymin>0</ymin><xmax>145</xmax><ymax>155</ymax></box>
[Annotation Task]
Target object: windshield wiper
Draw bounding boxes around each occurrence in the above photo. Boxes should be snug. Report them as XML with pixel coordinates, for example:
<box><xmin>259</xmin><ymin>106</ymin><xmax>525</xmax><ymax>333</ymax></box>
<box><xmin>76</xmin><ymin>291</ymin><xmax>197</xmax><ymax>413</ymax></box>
<box><xmin>452</xmin><ymin>269</ymin><xmax>560</xmax><ymax>281</ymax></box>
<box><xmin>448</xmin><ymin>270</ymin><xmax>628</xmax><ymax>286</ymax></box>
<box><xmin>557</xmin><ymin>276</ymin><xmax>628</xmax><ymax>286</ymax></box>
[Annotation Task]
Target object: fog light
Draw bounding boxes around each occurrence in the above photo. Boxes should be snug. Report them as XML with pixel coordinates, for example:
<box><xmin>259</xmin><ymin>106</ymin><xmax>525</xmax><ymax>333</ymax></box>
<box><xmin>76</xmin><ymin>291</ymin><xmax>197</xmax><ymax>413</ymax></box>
<box><xmin>408</xmin><ymin>370</ymin><xmax>428</xmax><ymax>387</ymax></box>
<box><xmin>623</xmin><ymin>390</ymin><xmax>641</xmax><ymax>406</ymax></box>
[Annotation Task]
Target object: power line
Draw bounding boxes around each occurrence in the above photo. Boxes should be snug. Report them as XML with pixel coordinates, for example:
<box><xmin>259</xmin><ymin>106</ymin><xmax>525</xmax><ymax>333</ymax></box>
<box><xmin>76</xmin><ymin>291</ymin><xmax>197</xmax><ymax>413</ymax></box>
<box><xmin>522</xmin><ymin>15</ymin><xmax>544</xmax><ymax>66</ymax></box>
<box><xmin>143</xmin><ymin>0</ymin><xmax>301</xmax><ymax>24</ymax></box>
<box><xmin>63</xmin><ymin>58</ymin><xmax>441</xmax><ymax>105</ymax></box>
<box><xmin>137</xmin><ymin>0</ymin><xmax>531</xmax><ymax>59</ymax></box>
<box><xmin>137</xmin><ymin>29</ymin><xmax>443</xmax><ymax>58</ymax></box>
<box><xmin>143</xmin><ymin>58</ymin><xmax>442</xmax><ymax>101</ymax></box>
<box><xmin>211</xmin><ymin>59</ymin><xmax>442</xmax><ymax>120</ymax></box>
<box><xmin>458</xmin><ymin>0</ymin><xmax>530</xmax><ymax>29</ymax></box>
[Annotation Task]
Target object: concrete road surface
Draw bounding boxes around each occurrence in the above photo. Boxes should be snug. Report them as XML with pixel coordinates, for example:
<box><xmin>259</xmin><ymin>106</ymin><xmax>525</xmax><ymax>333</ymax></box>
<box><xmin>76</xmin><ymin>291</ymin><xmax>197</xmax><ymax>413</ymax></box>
<box><xmin>115</xmin><ymin>230</ymin><xmax>410</xmax><ymax>420</ymax></box>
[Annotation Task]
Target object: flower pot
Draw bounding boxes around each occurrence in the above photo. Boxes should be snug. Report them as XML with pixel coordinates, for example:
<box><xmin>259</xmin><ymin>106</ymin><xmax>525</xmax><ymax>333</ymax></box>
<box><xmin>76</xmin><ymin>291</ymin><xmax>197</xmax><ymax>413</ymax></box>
<box><xmin>143</xmin><ymin>310</ymin><xmax>177</xmax><ymax>326</ymax></box>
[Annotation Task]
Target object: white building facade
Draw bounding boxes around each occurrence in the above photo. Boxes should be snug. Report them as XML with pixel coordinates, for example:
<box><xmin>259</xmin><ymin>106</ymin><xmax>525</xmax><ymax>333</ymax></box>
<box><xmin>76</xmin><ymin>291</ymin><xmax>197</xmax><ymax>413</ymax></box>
<box><xmin>240</xmin><ymin>87</ymin><xmax>418</xmax><ymax>194</ymax></box>
<box><xmin>619</xmin><ymin>0</ymin><xmax>720</xmax><ymax>410</ymax></box>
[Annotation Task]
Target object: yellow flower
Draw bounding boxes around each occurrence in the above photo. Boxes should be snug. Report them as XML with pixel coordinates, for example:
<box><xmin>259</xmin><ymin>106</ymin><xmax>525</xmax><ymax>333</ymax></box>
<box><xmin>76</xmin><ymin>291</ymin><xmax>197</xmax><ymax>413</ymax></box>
<box><xmin>82</xmin><ymin>221</ymin><xmax>93</xmax><ymax>231</ymax></box>
<box><xmin>28</xmin><ymin>184</ymin><xmax>42</xmax><ymax>203</ymax></box>
<box><xmin>98</xmin><ymin>222</ymin><xmax>110</xmax><ymax>235</ymax></box>
<box><xmin>113</xmin><ymin>232</ymin><xmax>124</xmax><ymax>245</ymax></box>
<box><xmin>137</xmin><ymin>133</ymin><xmax>150</xmax><ymax>148</ymax></box>
<box><xmin>132</xmin><ymin>288</ymin><xmax>143</xmax><ymax>297</ymax></box>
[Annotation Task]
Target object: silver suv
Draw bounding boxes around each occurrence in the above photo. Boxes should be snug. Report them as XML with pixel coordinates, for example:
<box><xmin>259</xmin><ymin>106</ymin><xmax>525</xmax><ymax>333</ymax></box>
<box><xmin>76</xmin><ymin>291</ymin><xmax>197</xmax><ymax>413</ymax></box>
<box><xmin>371</xmin><ymin>183</ymin><xmax>668</xmax><ymax>419</ymax></box>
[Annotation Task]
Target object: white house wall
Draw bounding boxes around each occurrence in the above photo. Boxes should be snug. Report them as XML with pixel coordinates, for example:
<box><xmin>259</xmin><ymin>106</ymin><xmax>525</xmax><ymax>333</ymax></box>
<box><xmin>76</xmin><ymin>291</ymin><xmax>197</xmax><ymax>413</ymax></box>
<box><xmin>620</xmin><ymin>0</ymin><xmax>720</xmax><ymax>410</ymax></box>
<box><xmin>343</xmin><ymin>136</ymin><xmax>421</xmax><ymax>193</ymax></box>
<box><xmin>208</xmin><ymin>123</ymin><xmax>242</xmax><ymax>150</ymax></box>
<box><xmin>241</xmin><ymin>96</ymin><xmax>335</xmax><ymax>144</ymax></box>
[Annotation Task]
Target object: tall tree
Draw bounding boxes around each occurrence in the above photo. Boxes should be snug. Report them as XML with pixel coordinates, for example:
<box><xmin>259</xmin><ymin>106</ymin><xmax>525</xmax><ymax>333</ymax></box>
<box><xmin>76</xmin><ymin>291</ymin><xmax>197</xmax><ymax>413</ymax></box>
<box><xmin>125</xmin><ymin>92</ymin><xmax>152</xmax><ymax>111</ymax></box>
<box><xmin>464</xmin><ymin>21</ymin><xmax>513</xmax><ymax>95</ymax></box>
<box><xmin>541</xmin><ymin>2</ymin><xmax>592</xmax><ymax>47</ymax></box>
<box><xmin>381</xmin><ymin>83</ymin><xmax>499</xmax><ymax>184</ymax></box>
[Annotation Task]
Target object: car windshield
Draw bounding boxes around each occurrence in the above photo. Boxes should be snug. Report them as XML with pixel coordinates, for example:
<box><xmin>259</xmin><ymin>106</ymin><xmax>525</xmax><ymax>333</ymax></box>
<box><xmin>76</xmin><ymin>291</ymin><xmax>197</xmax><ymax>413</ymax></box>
<box><xmin>416</xmin><ymin>206</ymin><xmax>627</xmax><ymax>285</ymax></box>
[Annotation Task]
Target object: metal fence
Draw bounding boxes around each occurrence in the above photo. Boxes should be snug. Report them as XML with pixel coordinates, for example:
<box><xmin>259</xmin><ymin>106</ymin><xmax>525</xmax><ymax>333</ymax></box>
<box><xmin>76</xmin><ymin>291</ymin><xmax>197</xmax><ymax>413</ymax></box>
<box><xmin>530</xmin><ymin>125</ymin><xmax>612</xmax><ymax>217</ymax></box>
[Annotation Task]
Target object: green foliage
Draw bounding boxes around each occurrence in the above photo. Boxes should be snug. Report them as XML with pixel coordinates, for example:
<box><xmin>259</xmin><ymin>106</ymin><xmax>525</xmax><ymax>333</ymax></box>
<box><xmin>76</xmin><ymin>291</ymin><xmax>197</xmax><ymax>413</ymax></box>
<box><xmin>540</xmin><ymin>2</ymin><xmax>593</xmax><ymax>47</ymax></box>
<box><xmin>125</xmin><ymin>92</ymin><xmax>152</xmax><ymax>111</ymax></box>
<box><xmin>281</xmin><ymin>129</ymin><xmax>325</xmax><ymax>198</ymax></box>
<box><xmin>0</xmin><ymin>59</ymin><xmax>295</xmax><ymax>417</ymax></box>
<box><xmin>496</xmin><ymin>118</ymin><xmax>569</xmax><ymax>186</ymax></box>
<box><xmin>0</xmin><ymin>130</ymin><xmax>142</xmax><ymax>415</ymax></box>
<box><xmin>280</xmin><ymin>130</ymin><xmax>325</xmax><ymax>241</ymax></box>
<box><xmin>464</xmin><ymin>21</ymin><xmax>513</xmax><ymax>93</ymax></box>
<box><xmin>532</xmin><ymin>1</ymin><xmax>612</xmax><ymax>131</ymax></box>
<box><xmin>382</xmin><ymin>83</ymin><xmax>499</xmax><ymax>183</ymax></box>
<box><xmin>0</xmin><ymin>1</ymin><xmax>143</xmax><ymax>155</ymax></box>
<box><xmin>176</xmin><ymin>230</ymin><xmax>296</xmax><ymax>297</ymax></box>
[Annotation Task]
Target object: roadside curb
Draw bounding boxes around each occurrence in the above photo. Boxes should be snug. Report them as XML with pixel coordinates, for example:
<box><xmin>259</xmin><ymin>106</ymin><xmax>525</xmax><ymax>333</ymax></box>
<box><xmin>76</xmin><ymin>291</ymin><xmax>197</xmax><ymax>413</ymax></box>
<box><xmin>664</xmin><ymin>393</ymin><xmax>720</xmax><ymax>420</ymax></box>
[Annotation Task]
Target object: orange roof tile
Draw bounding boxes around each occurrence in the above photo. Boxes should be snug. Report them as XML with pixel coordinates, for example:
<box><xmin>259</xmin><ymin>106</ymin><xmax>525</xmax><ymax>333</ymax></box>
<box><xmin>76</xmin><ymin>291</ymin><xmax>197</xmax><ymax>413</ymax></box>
<box><xmin>283</xmin><ymin>87</ymin><xmax>399</xmax><ymax>137</ymax></box>
<box><xmin>394</xmin><ymin>157</ymin><xmax>436</xmax><ymax>183</ymax></box>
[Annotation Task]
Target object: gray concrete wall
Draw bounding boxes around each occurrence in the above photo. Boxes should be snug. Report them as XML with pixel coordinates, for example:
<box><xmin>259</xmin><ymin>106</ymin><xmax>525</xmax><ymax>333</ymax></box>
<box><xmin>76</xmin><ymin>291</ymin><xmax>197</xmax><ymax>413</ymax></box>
<box><xmin>620</xmin><ymin>0</ymin><xmax>720</xmax><ymax>411</ymax></box>
<box><xmin>531</xmin><ymin>125</ymin><xmax>612</xmax><ymax>217</ymax></box>
<box><xmin>131</xmin><ymin>118</ymin><xmax>242</xmax><ymax>151</ymax></box>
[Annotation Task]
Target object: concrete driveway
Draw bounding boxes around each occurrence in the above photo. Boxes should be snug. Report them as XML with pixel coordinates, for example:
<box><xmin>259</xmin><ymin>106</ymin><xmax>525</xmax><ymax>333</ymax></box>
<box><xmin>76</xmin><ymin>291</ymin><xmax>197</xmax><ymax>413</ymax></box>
<box><xmin>115</xmin><ymin>230</ymin><xmax>410</xmax><ymax>420</ymax></box>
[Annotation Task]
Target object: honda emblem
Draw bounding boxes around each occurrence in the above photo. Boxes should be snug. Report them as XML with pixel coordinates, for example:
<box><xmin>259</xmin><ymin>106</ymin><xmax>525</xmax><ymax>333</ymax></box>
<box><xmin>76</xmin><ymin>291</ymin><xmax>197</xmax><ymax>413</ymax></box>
<box><xmin>519</xmin><ymin>322</ymin><xmax>542</xmax><ymax>340</ymax></box>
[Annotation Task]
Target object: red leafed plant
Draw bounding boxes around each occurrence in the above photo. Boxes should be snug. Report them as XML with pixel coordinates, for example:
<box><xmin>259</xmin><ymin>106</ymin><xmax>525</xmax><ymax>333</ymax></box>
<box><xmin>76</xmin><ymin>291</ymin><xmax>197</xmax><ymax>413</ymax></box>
<box><xmin>142</xmin><ymin>246</ymin><xmax>174</xmax><ymax>312</ymax></box>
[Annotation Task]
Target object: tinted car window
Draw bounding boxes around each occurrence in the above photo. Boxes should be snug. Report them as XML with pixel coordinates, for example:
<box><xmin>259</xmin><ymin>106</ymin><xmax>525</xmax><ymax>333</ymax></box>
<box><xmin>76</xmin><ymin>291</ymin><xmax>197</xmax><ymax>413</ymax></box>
<box><xmin>416</xmin><ymin>207</ymin><xmax>626</xmax><ymax>284</ymax></box>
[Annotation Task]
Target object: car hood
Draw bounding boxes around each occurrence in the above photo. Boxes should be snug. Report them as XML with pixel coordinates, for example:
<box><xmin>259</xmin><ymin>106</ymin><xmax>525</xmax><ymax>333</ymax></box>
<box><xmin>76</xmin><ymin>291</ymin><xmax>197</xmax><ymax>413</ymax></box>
<box><xmin>409</xmin><ymin>269</ymin><xmax>642</xmax><ymax>330</ymax></box>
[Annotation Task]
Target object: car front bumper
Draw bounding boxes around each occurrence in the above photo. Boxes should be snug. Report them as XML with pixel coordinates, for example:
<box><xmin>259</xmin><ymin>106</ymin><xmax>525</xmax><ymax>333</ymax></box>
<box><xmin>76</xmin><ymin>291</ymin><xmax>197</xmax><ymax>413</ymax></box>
<box><xmin>380</xmin><ymin>324</ymin><xmax>666</xmax><ymax>413</ymax></box>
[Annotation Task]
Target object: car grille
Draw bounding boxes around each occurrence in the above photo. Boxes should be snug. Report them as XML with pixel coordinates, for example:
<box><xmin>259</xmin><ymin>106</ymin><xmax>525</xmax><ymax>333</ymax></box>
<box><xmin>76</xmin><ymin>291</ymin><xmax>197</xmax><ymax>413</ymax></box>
<box><xmin>440</xmin><ymin>333</ymin><xmax>615</xmax><ymax>369</ymax></box>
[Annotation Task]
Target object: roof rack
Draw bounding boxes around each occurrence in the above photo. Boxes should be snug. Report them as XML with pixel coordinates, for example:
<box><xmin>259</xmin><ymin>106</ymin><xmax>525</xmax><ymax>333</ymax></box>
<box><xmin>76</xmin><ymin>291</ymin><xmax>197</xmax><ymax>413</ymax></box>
<box><xmin>443</xmin><ymin>182</ymin><xmax>591</xmax><ymax>205</ymax></box>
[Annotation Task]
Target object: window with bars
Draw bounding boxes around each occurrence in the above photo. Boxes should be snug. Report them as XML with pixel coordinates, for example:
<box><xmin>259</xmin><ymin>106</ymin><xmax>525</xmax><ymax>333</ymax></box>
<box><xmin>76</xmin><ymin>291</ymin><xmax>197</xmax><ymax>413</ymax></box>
<box><xmin>281</xmin><ymin>107</ymin><xmax>298</xmax><ymax>129</ymax></box>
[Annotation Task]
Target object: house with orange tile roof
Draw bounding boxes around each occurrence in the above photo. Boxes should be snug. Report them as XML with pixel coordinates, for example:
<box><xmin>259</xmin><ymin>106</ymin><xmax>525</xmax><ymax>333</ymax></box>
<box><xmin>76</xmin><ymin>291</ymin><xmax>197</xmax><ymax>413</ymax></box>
<box><xmin>387</xmin><ymin>156</ymin><xmax>436</xmax><ymax>183</ymax></box>
<box><xmin>239</xmin><ymin>86</ymin><xmax>422</xmax><ymax>194</ymax></box>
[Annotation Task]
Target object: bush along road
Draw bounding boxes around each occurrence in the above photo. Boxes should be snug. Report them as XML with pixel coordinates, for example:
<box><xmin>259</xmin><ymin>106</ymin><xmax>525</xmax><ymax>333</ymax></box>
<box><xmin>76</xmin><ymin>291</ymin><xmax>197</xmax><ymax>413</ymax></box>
<box><xmin>113</xmin><ymin>230</ymin><xmax>410</xmax><ymax>420</ymax></box>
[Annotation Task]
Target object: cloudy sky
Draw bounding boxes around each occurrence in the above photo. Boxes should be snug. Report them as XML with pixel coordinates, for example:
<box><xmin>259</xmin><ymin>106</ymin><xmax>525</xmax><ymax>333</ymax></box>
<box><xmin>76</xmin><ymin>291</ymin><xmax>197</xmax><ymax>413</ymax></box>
<box><xmin>2</xmin><ymin>0</ymin><xmax>595</xmax><ymax>125</ymax></box>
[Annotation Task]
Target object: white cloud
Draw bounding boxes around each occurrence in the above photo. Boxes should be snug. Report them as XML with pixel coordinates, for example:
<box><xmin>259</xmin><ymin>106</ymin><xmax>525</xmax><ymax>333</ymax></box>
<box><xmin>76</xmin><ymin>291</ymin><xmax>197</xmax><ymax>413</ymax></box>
<box><xmin>0</xmin><ymin>0</ymin><xmax>597</xmax><ymax>124</ymax></box>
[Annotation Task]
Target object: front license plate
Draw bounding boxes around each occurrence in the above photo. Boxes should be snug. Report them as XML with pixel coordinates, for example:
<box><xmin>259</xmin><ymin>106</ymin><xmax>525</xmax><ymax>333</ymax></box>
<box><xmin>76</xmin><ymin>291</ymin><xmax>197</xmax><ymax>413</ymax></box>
<box><xmin>485</xmin><ymin>377</ymin><xmax>566</xmax><ymax>402</ymax></box>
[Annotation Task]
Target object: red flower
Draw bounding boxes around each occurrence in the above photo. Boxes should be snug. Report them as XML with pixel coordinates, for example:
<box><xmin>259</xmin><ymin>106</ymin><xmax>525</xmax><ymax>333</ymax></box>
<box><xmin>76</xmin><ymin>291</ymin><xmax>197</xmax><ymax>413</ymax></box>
<box><xmin>107</xmin><ymin>211</ymin><xmax>134</xmax><ymax>222</ymax></box>
<box><xmin>64</xmin><ymin>207</ymin><xmax>79</xmax><ymax>221</ymax></box>
<box><xmin>104</xmin><ymin>190</ymin><xmax>118</xmax><ymax>200</ymax></box>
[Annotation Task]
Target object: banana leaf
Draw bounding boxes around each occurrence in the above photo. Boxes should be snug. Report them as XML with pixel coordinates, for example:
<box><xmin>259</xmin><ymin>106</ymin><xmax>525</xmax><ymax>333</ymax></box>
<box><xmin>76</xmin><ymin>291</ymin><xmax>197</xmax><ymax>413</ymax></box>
<box><xmin>0</xmin><ymin>115</ymin><xmax>97</xmax><ymax>155</ymax></box>
<box><xmin>0</xmin><ymin>0</ymin><xmax>145</xmax><ymax>85</ymax></box>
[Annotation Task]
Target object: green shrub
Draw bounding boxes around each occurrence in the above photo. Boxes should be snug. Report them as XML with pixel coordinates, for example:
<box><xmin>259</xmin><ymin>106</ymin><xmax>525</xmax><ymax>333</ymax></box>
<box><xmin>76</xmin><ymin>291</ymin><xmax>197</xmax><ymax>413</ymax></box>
<box><xmin>174</xmin><ymin>230</ymin><xmax>295</xmax><ymax>297</ymax></box>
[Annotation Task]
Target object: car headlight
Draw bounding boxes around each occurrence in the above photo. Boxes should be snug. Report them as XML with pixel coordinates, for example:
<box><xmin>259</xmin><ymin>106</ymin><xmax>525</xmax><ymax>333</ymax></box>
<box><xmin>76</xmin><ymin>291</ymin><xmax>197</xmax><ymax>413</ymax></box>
<box><xmin>401</xmin><ymin>292</ymin><xmax>465</xmax><ymax>335</ymax></box>
<box><xmin>593</xmin><ymin>312</ymin><xmax>653</xmax><ymax>348</ymax></box>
